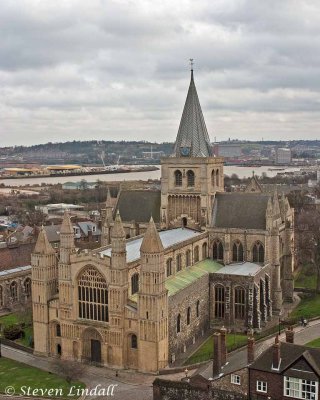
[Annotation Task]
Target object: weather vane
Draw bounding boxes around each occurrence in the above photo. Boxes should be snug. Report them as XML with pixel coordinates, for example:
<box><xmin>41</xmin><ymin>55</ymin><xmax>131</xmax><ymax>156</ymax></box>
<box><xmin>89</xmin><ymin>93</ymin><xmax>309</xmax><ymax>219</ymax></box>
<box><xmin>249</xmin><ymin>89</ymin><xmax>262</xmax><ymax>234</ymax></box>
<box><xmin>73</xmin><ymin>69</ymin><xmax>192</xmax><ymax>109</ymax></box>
<box><xmin>189</xmin><ymin>58</ymin><xmax>194</xmax><ymax>70</ymax></box>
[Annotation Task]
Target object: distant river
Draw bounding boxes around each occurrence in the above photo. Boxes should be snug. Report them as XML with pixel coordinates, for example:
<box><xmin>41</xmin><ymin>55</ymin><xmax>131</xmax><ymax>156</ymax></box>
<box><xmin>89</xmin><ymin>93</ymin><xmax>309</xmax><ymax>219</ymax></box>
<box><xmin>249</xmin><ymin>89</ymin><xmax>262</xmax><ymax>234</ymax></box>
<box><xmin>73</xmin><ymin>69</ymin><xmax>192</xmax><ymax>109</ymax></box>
<box><xmin>0</xmin><ymin>165</ymin><xmax>301</xmax><ymax>187</ymax></box>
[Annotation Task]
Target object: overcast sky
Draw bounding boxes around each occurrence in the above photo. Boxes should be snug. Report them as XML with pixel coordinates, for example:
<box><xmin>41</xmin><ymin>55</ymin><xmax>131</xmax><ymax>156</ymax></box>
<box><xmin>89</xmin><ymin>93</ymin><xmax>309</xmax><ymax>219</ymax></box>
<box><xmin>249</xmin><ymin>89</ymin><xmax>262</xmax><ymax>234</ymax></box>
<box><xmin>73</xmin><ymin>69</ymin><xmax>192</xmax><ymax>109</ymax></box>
<box><xmin>1</xmin><ymin>0</ymin><xmax>320</xmax><ymax>146</ymax></box>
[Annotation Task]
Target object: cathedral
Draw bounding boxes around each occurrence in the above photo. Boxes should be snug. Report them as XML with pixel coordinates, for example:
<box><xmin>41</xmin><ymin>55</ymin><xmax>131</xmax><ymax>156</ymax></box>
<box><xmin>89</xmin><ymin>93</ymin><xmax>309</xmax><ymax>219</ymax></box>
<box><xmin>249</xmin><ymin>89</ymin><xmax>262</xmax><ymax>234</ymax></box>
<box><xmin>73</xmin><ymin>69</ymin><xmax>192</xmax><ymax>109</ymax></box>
<box><xmin>31</xmin><ymin>69</ymin><xmax>294</xmax><ymax>373</ymax></box>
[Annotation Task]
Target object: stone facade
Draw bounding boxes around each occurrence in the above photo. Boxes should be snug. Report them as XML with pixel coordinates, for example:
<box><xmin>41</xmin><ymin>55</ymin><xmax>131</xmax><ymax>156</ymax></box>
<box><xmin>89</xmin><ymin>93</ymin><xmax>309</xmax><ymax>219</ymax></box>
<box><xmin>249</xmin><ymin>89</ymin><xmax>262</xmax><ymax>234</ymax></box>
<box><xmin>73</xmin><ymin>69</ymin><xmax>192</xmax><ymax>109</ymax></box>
<box><xmin>0</xmin><ymin>267</ymin><xmax>32</xmax><ymax>312</ymax></box>
<box><xmin>30</xmin><ymin>70</ymin><xmax>295</xmax><ymax>373</ymax></box>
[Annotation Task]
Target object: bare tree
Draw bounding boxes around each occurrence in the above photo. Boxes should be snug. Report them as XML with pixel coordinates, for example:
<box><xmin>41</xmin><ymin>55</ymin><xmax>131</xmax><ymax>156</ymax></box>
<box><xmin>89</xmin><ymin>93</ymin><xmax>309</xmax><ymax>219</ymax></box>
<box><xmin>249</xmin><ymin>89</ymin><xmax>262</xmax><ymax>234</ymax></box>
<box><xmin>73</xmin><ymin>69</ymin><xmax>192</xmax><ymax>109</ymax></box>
<box><xmin>297</xmin><ymin>208</ymin><xmax>320</xmax><ymax>293</ymax></box>
<box><xmin>51</xmin><ymin>359</ymin><xmax>86</xmax><ymax>384</ymax></box>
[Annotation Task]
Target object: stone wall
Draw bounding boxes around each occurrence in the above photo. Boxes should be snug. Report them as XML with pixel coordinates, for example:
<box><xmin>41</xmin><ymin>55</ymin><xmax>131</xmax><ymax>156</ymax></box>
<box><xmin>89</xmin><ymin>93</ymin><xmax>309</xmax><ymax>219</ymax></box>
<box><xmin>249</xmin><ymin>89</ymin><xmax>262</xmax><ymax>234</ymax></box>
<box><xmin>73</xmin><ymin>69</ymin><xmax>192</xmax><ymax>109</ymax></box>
<box><xmin>211</xmin><ymin>369</ymin><xmax>248</xmax><ymax>396</ymax></box>
<box><xmin>168</xmin><ymin>273</ymin><xmax>210</xmax><ymax>363</ymax></box>
<box><xmin>153</xmin><ymin>379</ymin><xmax>247</xmax><ymax>400</ymax></box>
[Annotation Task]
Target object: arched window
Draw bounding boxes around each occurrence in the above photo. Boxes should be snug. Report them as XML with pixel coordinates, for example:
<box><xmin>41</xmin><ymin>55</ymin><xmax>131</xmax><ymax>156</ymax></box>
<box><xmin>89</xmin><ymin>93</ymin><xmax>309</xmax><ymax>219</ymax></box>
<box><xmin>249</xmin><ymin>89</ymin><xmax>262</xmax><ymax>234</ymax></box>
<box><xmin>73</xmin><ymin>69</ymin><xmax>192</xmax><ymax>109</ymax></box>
<box><xmin>176</xmin><ymin>254</ymin><xmax>182</xmax><ymax>272</ymax></box>
<box><xmin>216</xmin><ymin>170</ymin><xmax>220</xmax><ymax>187</ymax></box>
<box><xmin>131</xmin><ymin>273</ymin><xmax>139</xmax><ymax>295</ymax></box>
<box><xmin>166</xmin><ymin>258</ymin><xmax>173</xmax><ymax>277</ymax></box>
<box><xmin>211</xmin><ymin>170</ymin><xmax>216</xmax><ymax>186</ymax></box>
<box><xmin>202</xmin><ymin>242</ymin><xmax>208</xmax><ymax>259</ymax></box>
<box><xmin>177</xmin><ymin>314</ymin><xmax>181</xmax><ymax>333</ymax></box>
<box><xmin>234</xmin><ymin>287</ymin><xmax>246</xmax><ymax>319</ymax></box>
<box><xmin>78</xmin><ymin>267</ymin><xmax>108</xmax><ymax>322</ymax></box>
<box><xmin>56</xmin><ymin>324</ymin><xmax>61</xmax><ymax>337</ymax></box>
<box><xmin>196</xmin><ymin>300</ymin><xmax>200</xmax><ymax>318</ymax></box>
<box><xmin>252</xmin><ymin>242</ymin><xmax>264</xmax><ymax>263</ymax></box>
<box><xmin>212</xmin><ymin>240</ymin><xmax>224</xmax><ymax>261</ymax></box>
<box><xmin>194</xmin><ymin>246</ymin><xmax>199</xmax><ymax>263</ymax></box>
<box><xmin>131</xmin><ymin>334</ymin><xmax>138</xmax><ymax>349</ymax></box>
<box><xmin>232</xmin><ymin>241</ymin><xmax>244</xmax><ymax>262</ymax></box>
<box><xmin>0</xmin><ymin>286</ymin><xmax>3</xmax><ymax>307</ymax></box>
<box><xmin>24</xmin><ymin>278</ymin><xmax>31</xmax><ymax>298</ymax></box>
<box><xmin>187</xmin><ymin>307</ymin><xmax>191</xmax><ymax>325</ymax></box>
<box><xmin>215</xmin><ymin>285</ymin><xmax>225</xmax><ymax>318</ymax></box>
<box><xmin>186</xmin><ymin>250</ymin><xmax>191</xmax><ymax>267</ymax></box>
<box><xmin>174</xmin><ymin>170</ymin><xmax>182</xmax><ymax>186</ymax></box>
<box><xmin>10</xmin><ymin>281</ymin><xmax>18</xmax><ymax>302</ymax></box>
<box><xmin>187</xmin><ymin>170</ymin><xmax>195</xmax><ymax>187</ymax></box>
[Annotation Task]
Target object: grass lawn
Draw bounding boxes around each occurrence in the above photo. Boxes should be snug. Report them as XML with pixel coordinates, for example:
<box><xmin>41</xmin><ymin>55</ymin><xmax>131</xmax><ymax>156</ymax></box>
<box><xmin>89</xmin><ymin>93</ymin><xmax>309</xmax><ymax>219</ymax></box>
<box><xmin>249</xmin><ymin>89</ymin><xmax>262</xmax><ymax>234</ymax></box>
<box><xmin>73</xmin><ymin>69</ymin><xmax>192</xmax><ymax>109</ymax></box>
<box><xmin>305</xmin><ymin>338</ymin><xmax>320</xmax><ymax>348</ymax></box>
<box><xmin>294</xmin><ymin>264</ymin><xmax>317</xmax><ymax>290</ymax></box>
<box><xmin>185</xmin><ymin>333</ymin><xmax>247</xmax><ymax>365</ymax></box>
<box><xmin>0</xmin><ymin>358</ymin><xmax>85</xmax><ymax>399</ymax></box>
<box><xmin>0</xmin><ymin>313</ymin><xmax>33</xmax><ymax>348</ymax></box>
<box><xmin>290</xmin><ymin>293</ymin><xmax>320</xmax><ymax>321</ymax></box>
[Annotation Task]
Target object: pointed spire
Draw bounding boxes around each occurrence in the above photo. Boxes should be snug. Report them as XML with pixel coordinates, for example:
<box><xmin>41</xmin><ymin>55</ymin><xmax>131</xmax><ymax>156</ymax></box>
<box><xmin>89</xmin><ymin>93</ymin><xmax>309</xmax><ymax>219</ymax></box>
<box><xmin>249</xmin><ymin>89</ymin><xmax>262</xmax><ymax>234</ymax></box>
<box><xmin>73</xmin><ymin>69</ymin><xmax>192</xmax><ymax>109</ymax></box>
<box><xmin>60</xmin><ymin>210</ymin><xmax>74</xmax><ymax>234</ymax></box>
<box><xmin>106</xmin><ymin>187</ymin><xmax>113</xmax><ymax>208</ymax></box>
<box><xmin>111</xmin><ymin>210</ymin><xmax>125</xmax><ymax>238</ymax></box>
<box><xmin>34</xmin><ymin>226</ymin><xmax>55</xmax><ymax>254</ymax></box>
<box><xmin>140</xmin><ymin>216</ymin><xmax>164</xmax><ymax>254</ymax></box>
<box><xmin>173</xmin><ymin>68</ymin><xmax>212</xmax><ymax>158</ymax></box>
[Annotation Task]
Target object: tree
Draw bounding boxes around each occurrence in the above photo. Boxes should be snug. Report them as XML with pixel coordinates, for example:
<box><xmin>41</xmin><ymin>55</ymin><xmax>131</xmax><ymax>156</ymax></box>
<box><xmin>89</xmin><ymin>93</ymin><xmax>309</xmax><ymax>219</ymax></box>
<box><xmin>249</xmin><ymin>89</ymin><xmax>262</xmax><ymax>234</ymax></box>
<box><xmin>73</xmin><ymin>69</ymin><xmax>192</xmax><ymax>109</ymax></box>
<box><xmin>51</xmin><ymin>359</ymin><xmax>85</xmax><ymax>385</ymax></box>
<box><xmin>297</xmin><ymin>208</ymin><xmax>320</xmax><ymax>293</ymax></box>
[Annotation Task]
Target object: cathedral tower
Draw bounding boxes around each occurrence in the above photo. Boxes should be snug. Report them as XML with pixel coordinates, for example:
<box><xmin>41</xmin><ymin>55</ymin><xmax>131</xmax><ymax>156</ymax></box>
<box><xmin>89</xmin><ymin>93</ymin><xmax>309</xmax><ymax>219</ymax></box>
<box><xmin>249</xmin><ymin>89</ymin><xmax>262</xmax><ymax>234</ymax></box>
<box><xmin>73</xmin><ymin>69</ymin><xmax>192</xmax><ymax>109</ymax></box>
<box><xmin>109</xmin><ymin>211</ymin><xmax>129</xmax><ymax>366</ymax></box>
<box><xmin>101</xmin><ymin>188</ymin><xmax>113</xmax><ymax>246</ymax></box>
<box><xmin>58</xmin><ymin>211</ymin><xmax>75</xmax><ymax>311</ymax></box>
<box><xmin>138</xmin><ymin>217</ymin><xmax>168</xmax><ymax>372</ymax></box>
<box><xmin>161</xmin><ymin>67</ymin><xmax>224</xmax><ymax>230</ymax></box>
<box><xmin>32</xmin><ymin>227</ymin><xmax>58</xmax><ymax>355</ymax></box>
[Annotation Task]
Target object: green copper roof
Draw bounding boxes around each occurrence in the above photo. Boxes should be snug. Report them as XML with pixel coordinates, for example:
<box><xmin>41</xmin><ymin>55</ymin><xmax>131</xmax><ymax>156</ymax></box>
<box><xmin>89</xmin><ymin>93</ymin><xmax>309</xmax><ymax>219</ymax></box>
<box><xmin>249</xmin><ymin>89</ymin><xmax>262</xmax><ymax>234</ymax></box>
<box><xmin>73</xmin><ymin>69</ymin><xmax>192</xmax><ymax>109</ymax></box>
<box><xmin>166</xmin><ymin>259</ymin><xmax>222</xmax><ymax>296</ymax></box>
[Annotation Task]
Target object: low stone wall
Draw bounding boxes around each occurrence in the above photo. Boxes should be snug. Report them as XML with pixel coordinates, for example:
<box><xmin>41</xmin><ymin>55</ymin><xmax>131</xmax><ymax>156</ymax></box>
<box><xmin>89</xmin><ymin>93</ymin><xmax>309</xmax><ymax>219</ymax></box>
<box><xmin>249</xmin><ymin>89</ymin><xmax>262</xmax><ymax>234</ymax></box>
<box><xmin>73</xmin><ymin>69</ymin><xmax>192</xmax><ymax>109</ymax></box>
<box><xmin>153</xmin><ymin>378</ymin><xmax>247</xmax><ymax>400</ymax></box>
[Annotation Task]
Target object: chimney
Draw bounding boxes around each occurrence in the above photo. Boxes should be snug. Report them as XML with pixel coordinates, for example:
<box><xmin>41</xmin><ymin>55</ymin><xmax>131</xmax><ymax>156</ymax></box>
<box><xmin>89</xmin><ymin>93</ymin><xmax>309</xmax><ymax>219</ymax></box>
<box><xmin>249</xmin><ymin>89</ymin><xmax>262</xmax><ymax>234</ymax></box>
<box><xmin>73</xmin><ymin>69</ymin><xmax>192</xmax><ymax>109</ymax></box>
<box><xmin>247</xmin><ymin>335</ymin><xmax>255</xmax><ymax>364</ymax></box>
<box><xmin>272</xmin><ymin>335</ymin><xmax>281</xmax><ymax>370</ymax></box>
<box><xmin>285</xmin><ymin>326</ymin><xmax>294</xmax><ymax>343</ymax></box>
<box><xmin>213</xmin><ymin>332</ymin><xmax>222</xmax><ymax>377</ymax></box>
<box><xmin>220</xmin><ymin>326</ymin><xmax>227</xmax><ymax>365</ymax></box>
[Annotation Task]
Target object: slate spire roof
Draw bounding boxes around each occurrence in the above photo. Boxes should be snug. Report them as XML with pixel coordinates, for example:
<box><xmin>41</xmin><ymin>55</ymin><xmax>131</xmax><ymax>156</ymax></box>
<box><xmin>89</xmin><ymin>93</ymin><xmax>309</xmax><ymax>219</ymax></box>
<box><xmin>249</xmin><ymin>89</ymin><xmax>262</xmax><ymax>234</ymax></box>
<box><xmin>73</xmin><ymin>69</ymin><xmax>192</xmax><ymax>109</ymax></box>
<box><xmin>140</xmin><ymin>216</ymin><xmax>164</xmax><ymax>253</ymax></box>
<box><xmin>173</xmin><ymin>69</ymin><xmax>212</xmax><ymax>157</ymax></box>
<box><xmin>34</xmin><ymin>226</ymin><xmax>55</xmax><ymax>255</ymax></box>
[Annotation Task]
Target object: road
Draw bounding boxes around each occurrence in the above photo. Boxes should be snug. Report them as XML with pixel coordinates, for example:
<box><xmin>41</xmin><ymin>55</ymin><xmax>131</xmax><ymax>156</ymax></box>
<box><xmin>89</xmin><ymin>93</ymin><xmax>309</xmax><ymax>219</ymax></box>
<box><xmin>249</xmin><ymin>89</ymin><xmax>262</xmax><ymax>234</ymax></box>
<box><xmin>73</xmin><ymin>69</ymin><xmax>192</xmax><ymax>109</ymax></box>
<box><xmin>1</xmin><ymin>319</ymin><xmax>320</xmax><ymax>400</ymax></box>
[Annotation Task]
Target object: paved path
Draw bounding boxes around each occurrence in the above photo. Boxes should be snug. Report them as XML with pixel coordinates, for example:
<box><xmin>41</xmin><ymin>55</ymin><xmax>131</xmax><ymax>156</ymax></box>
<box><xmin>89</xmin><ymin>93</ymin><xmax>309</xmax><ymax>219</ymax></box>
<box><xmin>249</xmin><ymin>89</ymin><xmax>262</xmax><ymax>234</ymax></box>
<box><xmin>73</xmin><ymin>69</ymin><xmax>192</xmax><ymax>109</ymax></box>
<box><xmin>1</xmin><ymin>319</ymin><xmax>320</xmax><ymax>400</ymax></box>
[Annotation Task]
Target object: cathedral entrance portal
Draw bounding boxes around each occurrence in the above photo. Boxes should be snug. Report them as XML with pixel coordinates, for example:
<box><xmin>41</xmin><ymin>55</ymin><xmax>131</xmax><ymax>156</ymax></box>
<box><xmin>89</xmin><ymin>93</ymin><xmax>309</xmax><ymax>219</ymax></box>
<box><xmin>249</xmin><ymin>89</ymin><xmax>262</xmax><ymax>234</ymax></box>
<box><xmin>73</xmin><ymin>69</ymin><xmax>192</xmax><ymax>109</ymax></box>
<box><xmin>91</xmin><ymin>339</ymin><xmax>101</xmax><ymax>364</ymax></box>
<box><xmin>81</xmin><ymin>328</ymin><xmax>103</xmax><ymax>365</ymax></box>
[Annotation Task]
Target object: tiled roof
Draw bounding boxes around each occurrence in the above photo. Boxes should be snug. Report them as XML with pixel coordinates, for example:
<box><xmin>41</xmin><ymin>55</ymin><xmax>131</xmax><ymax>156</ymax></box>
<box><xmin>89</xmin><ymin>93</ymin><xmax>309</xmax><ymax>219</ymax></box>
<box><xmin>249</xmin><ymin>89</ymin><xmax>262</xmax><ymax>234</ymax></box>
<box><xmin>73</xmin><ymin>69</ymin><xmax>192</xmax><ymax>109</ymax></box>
<box><xmin>100</xmin><ymin>227</ymin><xmax>203</xmax><ymax>262</ymax></box>
<box><xmin>115</xmin><ymin>190</ymin><xmax>161</xmax><ymax>223</ymax></box>
<box><xmin>166</xmin><ymin>259</ymin><xmax>222</xmax><ymax>296</ymax></box>
<box><xmin>211</xmin><ymin>193</ymin><xmax>270</xmax><ymax>230</ymax></box>
<box><xmin>173</xmin><ymin>70</ymin><xmax>212</xmax><ymax>158</ymax></box>
<box><xmin>0</xmin><ymin>243</ymin><xmax>35</xmax><ymax>272</ymax></box>
<box><xmin>250</xmin><ymin>342</ymin><xmax>320</xmax><ymax>374</ymax></box>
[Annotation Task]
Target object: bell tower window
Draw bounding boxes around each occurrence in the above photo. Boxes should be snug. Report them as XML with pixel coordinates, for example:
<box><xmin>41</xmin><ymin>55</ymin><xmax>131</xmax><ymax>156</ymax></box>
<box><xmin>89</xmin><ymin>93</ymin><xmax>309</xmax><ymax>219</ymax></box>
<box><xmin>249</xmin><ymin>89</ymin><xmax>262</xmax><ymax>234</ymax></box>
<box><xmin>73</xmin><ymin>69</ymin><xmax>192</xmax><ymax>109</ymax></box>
<box><xmin>174</xmin><ymin>170</ymin><xmax>182</xmax><ymax>186</ymax></box>
<box><xmin>187</xmin><ymin>170</ymin><xmax>195</xmax><ymax>187</ymax></box>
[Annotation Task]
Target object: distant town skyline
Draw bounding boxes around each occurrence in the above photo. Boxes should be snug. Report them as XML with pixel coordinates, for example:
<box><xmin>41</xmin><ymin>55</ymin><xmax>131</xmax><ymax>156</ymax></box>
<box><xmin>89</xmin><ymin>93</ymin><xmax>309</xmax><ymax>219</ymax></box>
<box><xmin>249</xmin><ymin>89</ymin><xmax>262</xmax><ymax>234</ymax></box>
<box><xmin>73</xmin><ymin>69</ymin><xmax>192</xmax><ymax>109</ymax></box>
<box><xmin>1</xmin><ymin>0</ymin><xmax>320</xmax><ymax>146</ymax></box>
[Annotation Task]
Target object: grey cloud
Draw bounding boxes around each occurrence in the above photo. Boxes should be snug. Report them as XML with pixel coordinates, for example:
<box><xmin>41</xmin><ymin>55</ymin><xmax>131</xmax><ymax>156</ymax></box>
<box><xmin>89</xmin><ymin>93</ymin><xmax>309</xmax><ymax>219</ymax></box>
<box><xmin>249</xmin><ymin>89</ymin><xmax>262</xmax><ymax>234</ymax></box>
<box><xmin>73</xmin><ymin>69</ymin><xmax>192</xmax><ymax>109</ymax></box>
<box><xmin>0</xmin><ymin>0</ymin><xmax>320</xmax><ymax>146</ymax></box>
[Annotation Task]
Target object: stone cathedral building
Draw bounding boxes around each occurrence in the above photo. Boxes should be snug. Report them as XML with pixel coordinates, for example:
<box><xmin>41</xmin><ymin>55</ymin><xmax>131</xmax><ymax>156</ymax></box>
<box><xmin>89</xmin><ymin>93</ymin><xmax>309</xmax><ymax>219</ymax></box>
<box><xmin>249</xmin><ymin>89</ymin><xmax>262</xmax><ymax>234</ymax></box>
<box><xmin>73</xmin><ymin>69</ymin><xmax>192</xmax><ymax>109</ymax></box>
<box><xmin>32</xmin><ymin>69</ymin><xmax>294</xmax><ymax>372</ymax></box>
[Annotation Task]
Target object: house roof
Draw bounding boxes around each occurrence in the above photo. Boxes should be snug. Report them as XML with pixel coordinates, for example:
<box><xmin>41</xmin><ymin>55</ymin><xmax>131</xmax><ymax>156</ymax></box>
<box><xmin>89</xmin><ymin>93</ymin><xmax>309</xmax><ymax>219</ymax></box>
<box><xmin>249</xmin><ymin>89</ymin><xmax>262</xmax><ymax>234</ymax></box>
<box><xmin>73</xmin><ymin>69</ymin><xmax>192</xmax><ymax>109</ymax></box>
<box><xmin>249</xmin><ymin>342</ymin><xmax>320</xmax><ymax>375</ymax></box>
<box><xmin>100</xmin><ymin>227</ymin><xmax>203</xmax><ymax>263</ymax></box>
<box><xmin>77</xmin><ymin>221</ymin><xmax>101</xmax><ymax>236</ymax></box>
<box><xmin>0</xmin><ymin>243</ymin><xmax>35</xmax><ymax>271</ymax></box>
<box><xmin>115</xmin><ymin>190</ymin><xmax>161</xmax><ymax>223</ymax></box>
<box><xmin>173</xmin><ymin>70</ymin><xmax>212</xmax><ymax>157</ymax></box>
<box><xmin>43</xmin><ymin>225</ymin><xmax>61</xmax><ymax>242</ymax></box>
<box><xmin>211</xmin><ymin>193</ymin><xmax>270</xmax><ymax>230</ymax></box>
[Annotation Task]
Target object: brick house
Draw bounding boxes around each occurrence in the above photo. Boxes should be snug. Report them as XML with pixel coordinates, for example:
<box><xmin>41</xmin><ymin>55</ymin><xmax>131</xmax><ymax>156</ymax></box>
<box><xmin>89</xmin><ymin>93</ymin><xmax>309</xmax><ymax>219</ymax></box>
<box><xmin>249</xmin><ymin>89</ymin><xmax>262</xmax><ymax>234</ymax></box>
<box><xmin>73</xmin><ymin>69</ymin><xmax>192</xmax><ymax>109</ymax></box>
<box><xmin>249</xmin><ymin>337</ymin><xmax>320</xmax><ymax>400</ymax></box>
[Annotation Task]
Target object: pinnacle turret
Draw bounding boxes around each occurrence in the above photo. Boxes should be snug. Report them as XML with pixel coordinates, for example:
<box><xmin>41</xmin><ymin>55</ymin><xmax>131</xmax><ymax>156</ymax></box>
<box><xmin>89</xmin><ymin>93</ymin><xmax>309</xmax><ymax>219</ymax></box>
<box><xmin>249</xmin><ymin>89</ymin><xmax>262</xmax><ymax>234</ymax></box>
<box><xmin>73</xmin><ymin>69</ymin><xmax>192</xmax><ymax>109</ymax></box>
<box><xmin>34</xmin><ymin>227</ymin><xmax>55</xmax><ymax>255</ymax></box>
<box><xmin>111</xmin><ymin>210</ymin><xmax>125</xmax><ymax>239</ymax></box>
<box><xmin>60</xmin><ymin>210</ymin><xmax>74</xmax><ymax>235</ymax></box>
<box><xmin>140</xmin><ymin>217</ymin><xmax>164</xmax><ymax>254</ymax></box>
<box><xmin>173</xmin><ymin>69</ymin><xmax>212</xmax><ymax>158</ymax></box>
